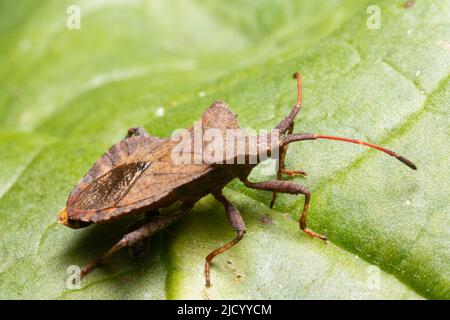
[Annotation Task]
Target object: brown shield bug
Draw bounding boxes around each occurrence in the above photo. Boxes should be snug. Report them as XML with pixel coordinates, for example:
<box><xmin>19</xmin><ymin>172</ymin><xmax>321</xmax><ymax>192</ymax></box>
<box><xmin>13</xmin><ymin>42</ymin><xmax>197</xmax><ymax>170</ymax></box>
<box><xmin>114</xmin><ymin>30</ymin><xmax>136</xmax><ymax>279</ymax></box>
<box><xmin>58</xmin><ymin>72</ymin><xmax>416</xmax><ymax>287</ymax></box>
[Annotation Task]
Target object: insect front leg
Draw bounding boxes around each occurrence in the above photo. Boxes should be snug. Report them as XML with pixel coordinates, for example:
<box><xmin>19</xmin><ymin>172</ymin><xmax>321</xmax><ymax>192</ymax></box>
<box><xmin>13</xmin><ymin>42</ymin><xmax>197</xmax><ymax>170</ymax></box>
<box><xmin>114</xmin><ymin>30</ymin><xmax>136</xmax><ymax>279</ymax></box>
<box><xmin>271</xmin><ymin>122</ymin><xmax>307</xmax><ymax>208</ymax></box>
<box><xmin>205</xmin><ymin>192</ymin><xmax>246</xmax><ymax>287</ymax></box>
<box><xmin>79</xmin><ymin>210</ymin><xmax>187</xmax><ymax>281</ymax></box>
<box><xmin>243</xmin><ymin>179</ymin><xmax>327</xmax><ymax>241</ymax></box>
<box><xmin>279</xmin><ymin>127</ymin><xmax>307</xmax><ymax>176</ymax></box>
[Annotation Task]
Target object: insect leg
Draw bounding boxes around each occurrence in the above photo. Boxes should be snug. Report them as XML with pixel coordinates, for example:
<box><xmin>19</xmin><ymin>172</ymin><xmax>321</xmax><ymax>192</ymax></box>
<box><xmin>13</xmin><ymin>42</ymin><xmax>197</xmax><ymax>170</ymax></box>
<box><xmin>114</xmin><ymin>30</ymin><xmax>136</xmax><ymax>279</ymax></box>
<box><xmin>271</xmin><ymin>123</ymin><xmax>292</xmax><ymax>208</ymax></box>
<box><xmin>205</xmin><ymin>192</ymin><xmax>246</xmax><ymax>287</ymax></box>
<box><xmin>125</xmin><ymin>127</ymin><xmax>151</xmax><ymax>139</ymax></box>
<box><xmin>79</xmin><ymin>210</ymin><xmax>187</xmax><ymax>280</ymax></box>
<box><xmin>279</xmin><ymin>123</ymin><xmax>308</xmax><ymax>177</ymax></box>
<box><xmin>243</xmin><ymin>179</ymin><xmax>327</xmax><ymax>241</ymax></box>
<box><xmin>271</xmin><ymin>122</ymin><xmax>307</xmax><ymax>208</ymax></box>
<box><xmin>281</xmin><ymin>168</ymin><xmax>307</xmax><ymax>176</ymax></box>
<box><xmin>126</xmin><ymin>210</ymin><xmax>158</xmax><ymax>258</ymax></box>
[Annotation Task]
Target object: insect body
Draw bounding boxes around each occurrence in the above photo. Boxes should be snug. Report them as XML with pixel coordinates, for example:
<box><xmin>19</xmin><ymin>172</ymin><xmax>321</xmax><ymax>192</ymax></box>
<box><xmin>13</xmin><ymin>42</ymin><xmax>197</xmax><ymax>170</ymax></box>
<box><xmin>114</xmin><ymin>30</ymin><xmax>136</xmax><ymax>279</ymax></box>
<box><xmin>59</xmin><ymin>72</ymin><xmax>416</xmax><ymax>286</ymax></box>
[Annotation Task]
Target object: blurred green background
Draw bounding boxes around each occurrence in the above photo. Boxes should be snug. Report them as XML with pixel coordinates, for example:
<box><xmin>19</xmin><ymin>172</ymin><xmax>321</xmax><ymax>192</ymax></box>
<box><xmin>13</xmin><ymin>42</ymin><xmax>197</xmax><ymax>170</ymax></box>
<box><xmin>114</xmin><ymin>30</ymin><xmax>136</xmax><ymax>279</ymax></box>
<box><xmin>0</xmin><ymin>0</ymin><xmax>449</xmax><ymax>299</ymax></box>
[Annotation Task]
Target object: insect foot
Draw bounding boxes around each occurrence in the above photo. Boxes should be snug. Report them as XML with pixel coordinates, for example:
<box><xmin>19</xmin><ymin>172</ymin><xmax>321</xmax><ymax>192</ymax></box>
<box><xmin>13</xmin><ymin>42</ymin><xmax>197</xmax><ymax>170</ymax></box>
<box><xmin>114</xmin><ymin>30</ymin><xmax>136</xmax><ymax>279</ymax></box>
<box><xmin>302</xmin><ymin>227</ymin><xmax>328</xmax><ymax>242</ymax></box>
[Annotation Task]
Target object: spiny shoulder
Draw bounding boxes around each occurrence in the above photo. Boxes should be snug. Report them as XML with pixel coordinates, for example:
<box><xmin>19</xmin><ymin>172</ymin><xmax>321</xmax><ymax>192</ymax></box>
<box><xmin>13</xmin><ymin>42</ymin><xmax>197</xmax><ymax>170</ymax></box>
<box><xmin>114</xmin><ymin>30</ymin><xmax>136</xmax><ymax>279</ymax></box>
<box><xmin>201</xmin><ymin>101</ymin><xmax>240</xmax><ymax>131</ymax></box>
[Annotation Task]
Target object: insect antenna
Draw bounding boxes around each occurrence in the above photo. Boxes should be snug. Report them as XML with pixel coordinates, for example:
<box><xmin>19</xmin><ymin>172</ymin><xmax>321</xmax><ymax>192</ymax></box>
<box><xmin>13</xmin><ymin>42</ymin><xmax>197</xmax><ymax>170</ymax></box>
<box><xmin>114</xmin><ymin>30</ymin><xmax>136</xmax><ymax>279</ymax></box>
<box><xmin>274</xmin><ymin>72</ymin><xmax>304</xmax><ymax>133</ymax></box>
<box><xmin>282</xmin><ymin>133</ymin><xmax>417</xmax><ymax>170</ymax></box>
<box><xmin>293</xmin><ymin>72</ymin><xmax>302</xmax><ymax>106</ymax></box>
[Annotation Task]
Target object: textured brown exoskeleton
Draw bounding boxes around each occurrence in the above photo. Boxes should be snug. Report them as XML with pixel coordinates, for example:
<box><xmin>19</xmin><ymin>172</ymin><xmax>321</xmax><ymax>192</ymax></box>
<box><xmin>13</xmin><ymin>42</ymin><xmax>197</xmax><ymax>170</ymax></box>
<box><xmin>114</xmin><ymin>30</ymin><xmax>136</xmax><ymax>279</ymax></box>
<box><xmin>58</xmin><ymin>72</ymin><xmax>417</xmax><ymax>287</ymax></box>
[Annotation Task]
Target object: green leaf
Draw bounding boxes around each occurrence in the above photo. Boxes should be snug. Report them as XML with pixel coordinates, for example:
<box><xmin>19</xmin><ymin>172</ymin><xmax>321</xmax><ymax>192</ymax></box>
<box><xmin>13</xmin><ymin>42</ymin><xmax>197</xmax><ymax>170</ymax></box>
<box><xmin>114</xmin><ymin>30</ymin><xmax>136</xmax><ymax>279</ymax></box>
<box><xmin>0</xmin><ymin>0</ymin><xmax>448</xmax><ymax>299</ymax></box>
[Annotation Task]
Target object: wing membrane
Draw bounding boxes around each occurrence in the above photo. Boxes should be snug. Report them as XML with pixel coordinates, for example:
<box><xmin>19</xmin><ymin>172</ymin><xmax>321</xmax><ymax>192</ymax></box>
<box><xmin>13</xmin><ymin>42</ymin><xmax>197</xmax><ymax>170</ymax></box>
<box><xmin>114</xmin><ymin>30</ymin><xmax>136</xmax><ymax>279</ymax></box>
<box><xmin>71</xmin><ymin>162</ymin><xmax>150</xmax><ymax>210</ymax></box>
